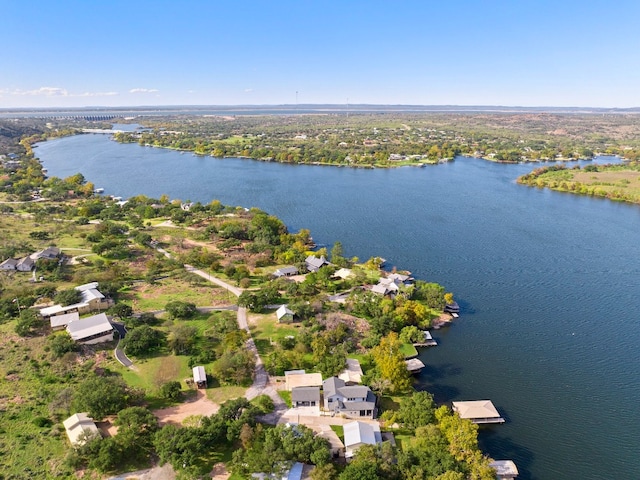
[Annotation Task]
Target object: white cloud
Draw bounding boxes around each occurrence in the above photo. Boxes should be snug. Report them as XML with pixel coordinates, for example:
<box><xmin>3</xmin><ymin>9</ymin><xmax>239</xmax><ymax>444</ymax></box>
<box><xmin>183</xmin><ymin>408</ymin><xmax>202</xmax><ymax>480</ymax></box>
<box><xmin>8</xmin><ymin>87</ymin><xmax>118</xmax><ymax>97</ymax></box>
<box><xmin>129</xmin><ymin>88</ymin><xmax>159</xmax><ymax>94</ymax></box>
<box><xmin>244</xmin><ymin>88</ymin><xmax>254</xmax><ymax>93</ymax></box>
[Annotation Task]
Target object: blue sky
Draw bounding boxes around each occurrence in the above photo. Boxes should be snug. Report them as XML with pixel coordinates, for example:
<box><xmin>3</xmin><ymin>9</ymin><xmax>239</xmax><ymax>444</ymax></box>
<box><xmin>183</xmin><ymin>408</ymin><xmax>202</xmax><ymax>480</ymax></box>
<box><xmin>1</xmin><ymin>0</ymin><xmax>639</xmax><ymax>108</ymax></box>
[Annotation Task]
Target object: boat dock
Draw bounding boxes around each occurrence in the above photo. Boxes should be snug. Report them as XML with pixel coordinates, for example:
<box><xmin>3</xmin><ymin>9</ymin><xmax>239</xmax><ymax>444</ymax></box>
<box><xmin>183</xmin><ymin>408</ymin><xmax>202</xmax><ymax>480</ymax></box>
<box><xmin>452</xmin><ymin>400</ymin><xmax>505</xmax><ymax>424</ymax></box>
<box><xmin>413</xmin><ymin>330</ymin><xmax>437</xmax><ymax>347</ymax></box>
<box><xmin>405</xmin><ymin>358</ymin><xmax>425</xmax><ymax>374</ymax></box>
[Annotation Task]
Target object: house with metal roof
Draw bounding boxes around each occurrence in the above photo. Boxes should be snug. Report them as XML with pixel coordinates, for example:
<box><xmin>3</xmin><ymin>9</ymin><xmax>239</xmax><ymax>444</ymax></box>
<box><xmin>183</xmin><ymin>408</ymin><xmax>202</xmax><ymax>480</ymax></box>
<box><xmin>66</xmin><ymin>313</ymin><xmax>114</xmax><ymax>344</ymax></box>
<box><xmin>273</xmin><ymin>266</ymin><xmax>299</xmax><ymax>278</ymax></box>
<box><xmin>305</xmin><ymin>255</ymin><xmax>329</xmax><ymax>272</ymax></box>
<box><xmin>16</xmin><ymin>256</ymin><xmax>35</xmax><ymax>272</ymax></box>
<box><xmin>338</xmin><ymin>358</ymin><xmax>363</xmax><ymax>384</ymax></box>
<box><xmin>193</xmin><ymin>365</ymin><xmax>207</xmax><ymax>388</ymax></box>
<box><xmin>0</xmin><ymin>258</ymin><xmax>18</xmax><ymax>271</ymax></box>
<box><xmin>343</xmin><ymin>421</ymin><xmax>382</xmax><ymax>459</ymax></box>
<box><xmin>323</xmin><ymin>376</ymin><xmax>377</xmax><ymax>418</ymax></box>
<box><xmin>63</xmin><ymin>413</ymin><xmax>100</xmax><ymax>446</ymax></box>
<box><xmin>276</xmin><ymin>304</ymin><xmax>295</xmax><ymax>323</ymax></box>
<box><xmin>50</xmin><ymin>311</ymin><xmax>80</xmax><ymax>330</ymax></box>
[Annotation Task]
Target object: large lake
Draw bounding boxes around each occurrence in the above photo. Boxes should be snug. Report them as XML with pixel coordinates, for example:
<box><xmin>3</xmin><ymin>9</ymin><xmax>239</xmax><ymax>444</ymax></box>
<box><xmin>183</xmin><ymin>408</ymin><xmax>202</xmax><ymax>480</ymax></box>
<box><xmin>36</xmin><ymin>134</ymin><xmax>640</xmax><ymax>480</ymax></box>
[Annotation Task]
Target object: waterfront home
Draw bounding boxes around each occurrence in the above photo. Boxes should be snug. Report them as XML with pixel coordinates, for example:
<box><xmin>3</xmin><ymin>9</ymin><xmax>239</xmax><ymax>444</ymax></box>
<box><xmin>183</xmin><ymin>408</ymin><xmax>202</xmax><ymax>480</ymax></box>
<box><xmin>193</xmin><ymin>366</ymin><xmax>207</xmax><ymax>388</ymax></box>
<box><xmin>305</xmin><ymin>255</ymin><xmax>329</xmax><ymax>272</ymax></box>
<box><xmin>276</xmin><ymin>304</ymin><xmax>295</xmax><ymax>323</ymax></box>
<box><xmin>452</xmin><ymin>400</ymin><xmax>505</xmax><ymax>424</ymax></box>
<box><xmin>291</xmin><ymin>386</ymin><xmax>321</xmax><ymax>410</ymax></box>
<box><xmin>63</xmin><ymin>413</ymin><xmax>100</xmax><ymax>446</ymax></box>
<box><xmin>371</xmin><ymin>277</ymin><xmax>400</xmax><ymax>296</ymax></box>
<box><xmin>284</xmin><ymin>371</ymin><xmax>323</xmax><ymax>391</ymax></box>
<box><xmin>343</xmin><ymin>421</ymin><xmax>382</xmax><ymax>459</ymax></box>
<box><xmin>66</xmin><ymin>313</ymin><xmax>114</xmax><ymax>344</ymax></box>
<box><xmin>273</xmin><ymin>266</ymin><xmax>299</xmax><ymax>278</ymax></box>
<box><xmin>323</xmin><ymin>377</ymin><xmax>377</xmax><ymax>418</ymax></box>
<box><xmin>489</xmin><ymin>460</ymin><xmax>519</xmax><ymax>479</ymax></box>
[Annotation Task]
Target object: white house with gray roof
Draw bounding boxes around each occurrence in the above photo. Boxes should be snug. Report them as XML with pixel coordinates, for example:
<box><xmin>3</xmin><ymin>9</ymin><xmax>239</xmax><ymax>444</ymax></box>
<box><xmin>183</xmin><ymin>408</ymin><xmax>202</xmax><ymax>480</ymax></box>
<box><xmin>323</xmin><ymin>377</ymin><xmax>376</xmax><ymax>418</ymax></box>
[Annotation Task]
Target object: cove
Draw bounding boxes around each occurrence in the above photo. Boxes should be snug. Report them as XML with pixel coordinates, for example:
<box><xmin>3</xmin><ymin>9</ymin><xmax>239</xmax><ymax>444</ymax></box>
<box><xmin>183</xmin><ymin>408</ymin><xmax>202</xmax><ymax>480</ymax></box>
<box><xmin>36</xmin><ymin>133</ymin><xmax>640</xmax><ymax>480</ymax></box>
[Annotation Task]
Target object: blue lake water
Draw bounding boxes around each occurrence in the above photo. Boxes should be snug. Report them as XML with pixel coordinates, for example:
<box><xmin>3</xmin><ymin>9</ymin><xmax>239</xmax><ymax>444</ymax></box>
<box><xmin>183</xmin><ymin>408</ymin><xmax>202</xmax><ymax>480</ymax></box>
<box><xmin>35</xmin><ymin>134</ymin><xmax>640</xmax><ymax>480</ymax></box>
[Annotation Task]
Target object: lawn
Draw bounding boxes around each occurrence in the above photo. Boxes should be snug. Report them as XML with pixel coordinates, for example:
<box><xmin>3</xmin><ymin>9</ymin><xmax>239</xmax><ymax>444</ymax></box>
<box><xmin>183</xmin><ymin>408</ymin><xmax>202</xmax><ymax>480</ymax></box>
<box><xmin>114</xmin><ymin>353</ymin><xmax>193</xmax><ymax>392</ymax></box>
<box><xmin>330</xmin><ymin>425</ymin><xmax>345</xmax><ymax>443</ymax></box>
<box><xmin>249</xmin><ymin>313</ymin><xmax>303</xmax><ymax>356</ymax></box>
<box><xmin>278</xmin><ymin>390</ymin><xmax>292</xmax><ymax>408</ymax></box>
<box><xmin>206</xmin><ymin>385</ymin><xmax>247</xmax><ymax>404</ymax></box>
<box><xmin>400</xmin><ymin>343</ymin><xmax>418</xmax><ymax>358</ymax></box>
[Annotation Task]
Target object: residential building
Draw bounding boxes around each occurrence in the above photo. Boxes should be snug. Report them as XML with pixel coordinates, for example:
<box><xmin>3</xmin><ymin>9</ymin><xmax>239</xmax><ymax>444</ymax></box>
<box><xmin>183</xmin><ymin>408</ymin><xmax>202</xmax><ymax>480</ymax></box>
<box><xmin>276</xmin><ymin>304</ymin><xmax>294</xmax><ymax>323</ymax></box>
<box><xmin>323</xmin><ymin>377</ymin><xmax>376</xmax><ymax>418</ymax></box>
<box><xmin>273</xmin><ymin>266</ymin><xmax>299</xmax><ymax>278</ymax></box>
<box><xmin>66</xmin><ymin>313</ymin><xmax>114</xmax><ymax>344</ymax></box>
<box><xmin>305</xmin><ymin>255</ymin><xmax>329</xmax><ymax>272</ymax></box>
<box><xmin>284</xmin><ymin>371</ymin><xmax>323</xmax><ymax>391</ymax></box>
<box><xmin>343</xmin><ymin>421</ymin><xmax>382</xmax><ymax>459</ymax></box>
<box><xmin>63</xmin><ymin>413</ymin><xmax>100</xmax><ymax>446</ymax></box>
<box><xmin>291</xmin><ymin>386</ymin><xmax>321</xmax><ymax>409</ymax></box>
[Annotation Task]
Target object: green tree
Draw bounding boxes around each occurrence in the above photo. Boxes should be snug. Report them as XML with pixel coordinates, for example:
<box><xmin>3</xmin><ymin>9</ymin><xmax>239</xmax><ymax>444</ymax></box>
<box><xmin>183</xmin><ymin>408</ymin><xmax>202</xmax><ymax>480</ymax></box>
<box><xmin>113</xmin><ymin>406</ymin><xmax>158</xmax><ymax>462</ymax></box>
<box><xmin>15</xmin><ymin>309</ymin><xmax>40</xmax><ymax>337</ymax></box>
<box><xmin>371</xmin><ymin>332</ymin><xmax>412</xmax><ymax>394</ymax></box>
<box><xmin>165</xmin><ymin>300</ymin><xmax>197</xmax><ymax>319</ymax></box>
<box><xmin>397</xmin><ymin>424</ymin><xmax>461</xmax><ymax>479</ymax></box>
<box><xmin>108</xmin><ymin>303</ymin><xmax>133</xmax><ymax>319</ymax></box>
<box><xmin>55</xmin><ymin>288</ymin><xmax>82</xmax><ymax>306</ymax></box>
<box><xmin>169</xmin><ymin>324</ymin><xmax>198</xmax><ymax>355</ymax></box>
<box><xmin>123</xmin><ymin>325</ymin><xmax>166</xmax><ymax>356</ymax></box>
<box><xmin>158</xmin><ymin>381</ymin><xmax>182</xmax><ymax>400</ymax></box>
<box><xmin>213</xmin><ymin>350</ymin><xmax>254</xmax><ymax>386</ymax></box>
<box><xmin>399</xmin><ymin>325</ymin><xmax>424</xmax><ymax>344</ymax></box>
<box><xmin>397</xmin><ymin>391</ymin><xmax>437</xmax><ymax>429</ymax></box>
<box><xmin>48</xmin><ymin>332</ymin><xmax>78</xmax><ymax>358</ymax></box>
<box><xmin>72</xmin><ymin>375</ymin><xmax>129</xmax><ymax>419</ymax></box>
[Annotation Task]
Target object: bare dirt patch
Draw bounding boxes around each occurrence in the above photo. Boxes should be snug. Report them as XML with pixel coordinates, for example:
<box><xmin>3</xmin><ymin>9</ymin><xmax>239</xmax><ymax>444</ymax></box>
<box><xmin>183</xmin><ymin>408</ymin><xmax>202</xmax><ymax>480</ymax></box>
<box><xmin>210</xmin><ymin>463</ymin><xmax>231</xmax><ymax>479</ymax></box>
<box><xmin>153</xmin><ymin>390</ymin><xmax>220</xmax><ymax>426</ymax></box>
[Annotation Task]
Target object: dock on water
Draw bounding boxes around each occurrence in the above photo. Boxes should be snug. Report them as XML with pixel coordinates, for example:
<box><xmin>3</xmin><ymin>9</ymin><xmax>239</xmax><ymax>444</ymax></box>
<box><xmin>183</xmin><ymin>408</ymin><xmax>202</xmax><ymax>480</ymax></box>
<box><xmin>489</xmin><ymin>460</ymin><xmax>519</xmax><ymax>479</ymax></box>
<box><xmin>405</xmin><ymin>358</ymin><xmax>425</xmax><ymax>374</ymax></box>
<box><xmin>452</xmin><ymin>400</ymin><xmax>505</xmax><ymax>424</ymax></box>
<box><xmin>413</xmin><ymin>330</ymin><xmax>437</xmax><ymax>347</ymax></box>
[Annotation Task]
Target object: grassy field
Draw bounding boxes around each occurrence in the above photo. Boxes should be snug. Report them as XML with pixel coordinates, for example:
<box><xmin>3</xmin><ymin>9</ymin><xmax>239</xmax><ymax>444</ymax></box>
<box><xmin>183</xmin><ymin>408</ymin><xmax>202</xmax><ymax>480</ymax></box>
<box><xmin>0</xmin><ymin>320</ymin><xmax>110</xmax><ymax>478</ymax></box>
<box><xmin>248</xmin><ymin>313</ymin><xmax>304</xmax><ymax>356</ymax></box>
<box><xmin>120</xmin><ymin>276</ymin><xmax>231</xmax><ymax>312</ymax></box>
<box><xmin>519</xmin><ymin>164</ymin><xmax>640</xmax><ymax>204</ymax></box>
